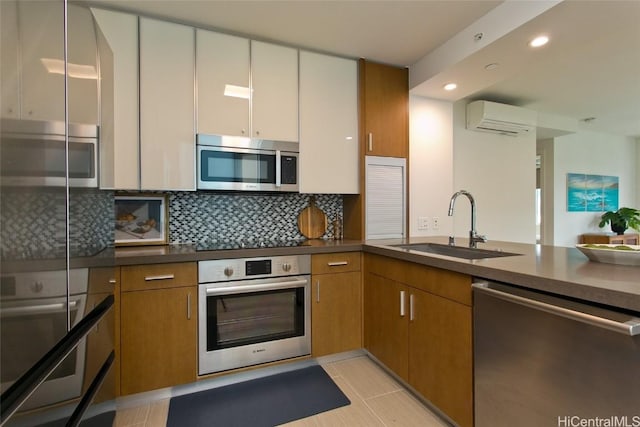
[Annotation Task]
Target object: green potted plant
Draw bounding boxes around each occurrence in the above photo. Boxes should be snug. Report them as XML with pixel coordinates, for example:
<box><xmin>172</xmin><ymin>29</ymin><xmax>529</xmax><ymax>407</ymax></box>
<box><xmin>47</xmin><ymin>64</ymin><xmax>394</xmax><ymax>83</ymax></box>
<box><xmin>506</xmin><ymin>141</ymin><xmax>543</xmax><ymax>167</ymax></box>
<box><xmin>598</xmin><ymin>207</ymin><xmax>640</xmax><ymax>235</ymax></box>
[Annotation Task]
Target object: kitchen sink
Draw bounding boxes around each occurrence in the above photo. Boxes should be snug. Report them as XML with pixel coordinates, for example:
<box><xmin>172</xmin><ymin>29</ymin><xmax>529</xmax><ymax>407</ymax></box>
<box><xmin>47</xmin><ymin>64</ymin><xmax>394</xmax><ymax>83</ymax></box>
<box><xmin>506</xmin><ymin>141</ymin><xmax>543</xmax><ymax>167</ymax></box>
<box><xmin>390</xmin><ymin>243</ymin><xmax>521</xmax><ymax>260</ymax></box>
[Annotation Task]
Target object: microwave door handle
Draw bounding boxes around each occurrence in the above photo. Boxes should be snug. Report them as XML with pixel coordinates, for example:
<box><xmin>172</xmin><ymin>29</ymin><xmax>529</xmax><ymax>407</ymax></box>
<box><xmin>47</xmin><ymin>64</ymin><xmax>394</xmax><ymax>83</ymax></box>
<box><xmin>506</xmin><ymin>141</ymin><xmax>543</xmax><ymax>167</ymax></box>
<box><xmin>275</xmin><ymin>150</ymin><xmax>281</xmax><ymax>187</ymax></box>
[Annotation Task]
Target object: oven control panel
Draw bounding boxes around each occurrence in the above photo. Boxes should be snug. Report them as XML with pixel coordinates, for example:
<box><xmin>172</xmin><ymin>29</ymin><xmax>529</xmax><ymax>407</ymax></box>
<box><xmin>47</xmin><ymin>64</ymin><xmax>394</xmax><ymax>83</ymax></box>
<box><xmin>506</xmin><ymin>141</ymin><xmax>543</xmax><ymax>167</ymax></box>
<box><xmin>198</xmin><ymin>255</ymin><xmax>311</xmax><ymax>283</ymax></box>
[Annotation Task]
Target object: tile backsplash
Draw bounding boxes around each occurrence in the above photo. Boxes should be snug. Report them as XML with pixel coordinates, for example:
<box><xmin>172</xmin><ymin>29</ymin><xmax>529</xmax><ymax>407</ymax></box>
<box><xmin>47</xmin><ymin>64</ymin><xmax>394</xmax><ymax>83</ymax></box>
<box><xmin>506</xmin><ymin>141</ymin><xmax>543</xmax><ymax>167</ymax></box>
<box><xmin>1</xmin><ymin>187</ymin><xmax>113</xmax><ymax>259</ymax></box>
<box><xmin>168</xmin><ymin>192</ymin><xmax>343</xmax><ymax>244</ymax></box>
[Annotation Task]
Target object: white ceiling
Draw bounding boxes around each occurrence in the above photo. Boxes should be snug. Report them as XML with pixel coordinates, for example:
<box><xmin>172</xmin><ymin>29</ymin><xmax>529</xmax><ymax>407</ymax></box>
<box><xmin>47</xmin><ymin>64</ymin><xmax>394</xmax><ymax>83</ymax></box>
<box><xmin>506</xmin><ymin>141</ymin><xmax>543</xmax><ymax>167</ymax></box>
<box><xmin>84</xmin><ymin>0</ymin><xmax>640</xmax><ymax>138</ymax></box>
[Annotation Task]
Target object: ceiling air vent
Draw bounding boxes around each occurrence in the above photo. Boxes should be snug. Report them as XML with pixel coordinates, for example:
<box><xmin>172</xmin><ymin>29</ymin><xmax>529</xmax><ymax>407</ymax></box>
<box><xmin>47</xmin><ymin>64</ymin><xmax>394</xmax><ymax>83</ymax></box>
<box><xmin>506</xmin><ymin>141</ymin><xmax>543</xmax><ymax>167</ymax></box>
<box><xmin>466</xmin><ymin>100</ymin><xmax>536</xmax><ymax>136</ymax></box>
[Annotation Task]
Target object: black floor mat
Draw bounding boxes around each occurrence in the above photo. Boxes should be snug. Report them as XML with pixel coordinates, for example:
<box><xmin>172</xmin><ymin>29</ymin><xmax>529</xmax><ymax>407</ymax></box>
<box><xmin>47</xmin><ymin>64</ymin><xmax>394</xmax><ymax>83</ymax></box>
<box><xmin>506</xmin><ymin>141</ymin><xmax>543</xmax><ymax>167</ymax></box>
<box><xmin>167</xmin><ymin>365</ymin><xmax>350</xmax><ymax>427</ymax></box>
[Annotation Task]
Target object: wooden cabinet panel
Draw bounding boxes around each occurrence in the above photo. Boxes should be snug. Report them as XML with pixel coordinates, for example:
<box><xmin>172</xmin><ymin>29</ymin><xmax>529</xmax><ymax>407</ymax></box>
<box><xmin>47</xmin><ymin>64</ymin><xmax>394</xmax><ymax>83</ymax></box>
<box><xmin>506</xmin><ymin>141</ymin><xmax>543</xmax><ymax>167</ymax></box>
<box><xmin>311</xmin><ymin>252</ymin><xmax>361</xmax><ymax>275</ymax></box>
<box><xmin>121</xmin><ymin>262</ymin><xmax>197</xmax><ymax>292</ymax></box>
<box><xmin>312</xmin><ymin>271</ymin><xmax>362</xmax><ymax>357</ymax></box>
<box><xmin>364</xmin><ymin>272</ymin><xmax>409</xmax><ymax>381</ymax></box>
<box><xmin>120</xmin><ymin>285</ymin><xmax>196</xmax><ymax>395</ymax></box>
<box><xmin>361</xmin><ymin>60</ymin><xmax>408</xmax><ymax>158</ymax></box>
<box><xmin>364</xmin><ymin>253</ymin><xmax>473</xmax><ymax>426</ymax></box>
<box><xmin>409</xmin><ymin>289</ymin><xmax>473</xmax><ymax>427</ymax></box>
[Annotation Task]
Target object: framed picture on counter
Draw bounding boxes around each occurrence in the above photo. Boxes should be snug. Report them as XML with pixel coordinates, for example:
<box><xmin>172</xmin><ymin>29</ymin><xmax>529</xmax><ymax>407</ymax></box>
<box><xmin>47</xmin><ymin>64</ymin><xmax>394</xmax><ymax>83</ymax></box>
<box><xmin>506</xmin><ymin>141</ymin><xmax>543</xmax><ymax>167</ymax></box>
<box><xmin>114</xmin><ymin>194</ymin><xmax>168</xmax><ymax>246</ymax></box>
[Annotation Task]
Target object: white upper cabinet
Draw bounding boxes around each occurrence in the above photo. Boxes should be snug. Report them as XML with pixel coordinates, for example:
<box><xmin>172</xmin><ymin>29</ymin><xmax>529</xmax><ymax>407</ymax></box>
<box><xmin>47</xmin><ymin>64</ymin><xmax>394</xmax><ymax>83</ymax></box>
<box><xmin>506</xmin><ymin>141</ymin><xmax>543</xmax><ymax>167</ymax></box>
<box><xmin>196</xmin><ymin>30</ymin><xmax>250</xmax><ymax>137</ymax></box>
<box><xmin>13</xmin><ymin>1</ymin><xmax>65</xmax><ymax>121</ymax></box>
<box><xmin>67</xmin><ymin>4</ymin><xmax>98</xmax><ymax>125</ymax></box>
<box><xmin>3</xmin><ymin>2</ymin><xmax>98</xmax><ymax>124</ymax></box>
<box><xmin>250</xmin><ymin>41</ymin><xmax>298</xmax><ymax>142</ymax></box>
<box><xmin>299</xmin><ymin>51</ymin><xmax>358</xmax><ymax>194</ymax></box>
<box><xmin>91</xmin><ymin>8</ymin><xmax>139</xmax><ymax>190</ymax></box>
<box><xmin>1</xmin><ymin>0</ymin><xmax>20</xmax><ymax>119</ymax></box>
<box><xmin>139</xmin><ymin>17</ymin><xmax>195</xmax><ymax>191</ymax></box>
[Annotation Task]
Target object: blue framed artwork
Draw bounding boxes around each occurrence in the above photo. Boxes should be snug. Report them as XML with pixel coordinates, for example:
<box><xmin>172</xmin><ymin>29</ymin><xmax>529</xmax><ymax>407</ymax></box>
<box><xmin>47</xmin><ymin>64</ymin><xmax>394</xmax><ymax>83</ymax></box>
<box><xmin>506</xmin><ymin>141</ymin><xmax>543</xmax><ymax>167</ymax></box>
<box><xmin>567</xmin><ymin>173</ymin><xmax>619</xmax><ymax>212</ymax></box>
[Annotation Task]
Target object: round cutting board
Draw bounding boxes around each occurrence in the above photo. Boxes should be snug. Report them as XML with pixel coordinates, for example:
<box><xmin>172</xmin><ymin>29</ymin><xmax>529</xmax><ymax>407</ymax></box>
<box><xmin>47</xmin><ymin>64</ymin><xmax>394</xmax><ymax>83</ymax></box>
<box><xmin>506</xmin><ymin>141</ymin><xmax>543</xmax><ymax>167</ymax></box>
<box><xmin>297</xmin><ymin>196</ymin><xmax>327</xmax><ymax>239</ymax></box>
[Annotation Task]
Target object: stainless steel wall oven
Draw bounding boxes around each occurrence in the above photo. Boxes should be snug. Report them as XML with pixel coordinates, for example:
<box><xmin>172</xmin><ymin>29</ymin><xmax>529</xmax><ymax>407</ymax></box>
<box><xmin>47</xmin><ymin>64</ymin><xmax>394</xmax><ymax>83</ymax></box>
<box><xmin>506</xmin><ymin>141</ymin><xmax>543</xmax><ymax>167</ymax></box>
<box><xmin>198</xmin><ymin>255</ymin><xmax>311</xmax><ymax>375</ymax></box>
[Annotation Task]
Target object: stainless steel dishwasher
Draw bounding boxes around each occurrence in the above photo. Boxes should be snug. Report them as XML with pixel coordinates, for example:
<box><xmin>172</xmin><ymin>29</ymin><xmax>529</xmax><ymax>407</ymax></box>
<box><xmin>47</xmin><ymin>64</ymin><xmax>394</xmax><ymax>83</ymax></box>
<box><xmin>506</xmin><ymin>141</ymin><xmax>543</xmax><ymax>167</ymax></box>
<box><xmin>473</xmin><ymin>280</ymin><xmax>640</xmax><ymax>427</ymax></box>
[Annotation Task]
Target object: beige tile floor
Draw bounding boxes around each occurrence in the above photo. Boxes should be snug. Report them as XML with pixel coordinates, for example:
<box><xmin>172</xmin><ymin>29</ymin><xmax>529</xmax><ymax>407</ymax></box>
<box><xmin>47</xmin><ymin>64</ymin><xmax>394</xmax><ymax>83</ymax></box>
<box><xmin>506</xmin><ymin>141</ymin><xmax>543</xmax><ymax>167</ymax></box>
<box><xmin>114</xmin><ymin>355</ymin><xmax>450</xmax><ymax>427</ymax></box>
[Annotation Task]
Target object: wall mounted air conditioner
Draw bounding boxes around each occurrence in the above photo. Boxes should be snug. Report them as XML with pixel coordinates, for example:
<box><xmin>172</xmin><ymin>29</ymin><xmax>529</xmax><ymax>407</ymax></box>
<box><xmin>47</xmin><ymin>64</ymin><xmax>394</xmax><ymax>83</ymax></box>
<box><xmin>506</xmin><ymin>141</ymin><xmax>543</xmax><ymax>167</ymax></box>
<box><xmin>466</xmin><ymin>100</ymin><xmax>536</xmax><ymax>136</ymax></box>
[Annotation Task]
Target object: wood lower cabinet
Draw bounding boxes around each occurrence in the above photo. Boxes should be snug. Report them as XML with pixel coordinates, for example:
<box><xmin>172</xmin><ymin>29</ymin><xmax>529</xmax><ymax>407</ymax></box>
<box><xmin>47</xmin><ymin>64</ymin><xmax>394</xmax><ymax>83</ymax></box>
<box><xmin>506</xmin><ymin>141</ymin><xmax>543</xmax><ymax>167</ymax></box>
<box><xmin>119</xmin><ymin>262</ymin><xmax>197</xmax><ymax>395</ymax></box>
<box><xmin>311</xmin><ymin>252</ymin><xmax>362</xmax><ymax>357</ymax></box>
<box><xmin>364</xmin><ymin>272</ymin><xmax>409</xmax><ymax>381</ymax></box>
<box><xmin>409</xmin><ymin>288</ymin><xmax>473</xmax><ymax>427</ymax></box>
<box><xmin>364</xmin><ymin>253</ymin><xmax>473</xmax><ymax>427</ymax></box>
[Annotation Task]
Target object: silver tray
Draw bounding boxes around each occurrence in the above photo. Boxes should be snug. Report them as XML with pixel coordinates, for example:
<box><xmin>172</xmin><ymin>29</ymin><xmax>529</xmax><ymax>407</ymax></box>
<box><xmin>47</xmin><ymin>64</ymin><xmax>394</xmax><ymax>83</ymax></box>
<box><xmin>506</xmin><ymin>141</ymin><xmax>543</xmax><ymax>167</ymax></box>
<box><xmin>576</xmin><ymin>244</ymin><xmax>640</xmax><ymax>266</ymax></box>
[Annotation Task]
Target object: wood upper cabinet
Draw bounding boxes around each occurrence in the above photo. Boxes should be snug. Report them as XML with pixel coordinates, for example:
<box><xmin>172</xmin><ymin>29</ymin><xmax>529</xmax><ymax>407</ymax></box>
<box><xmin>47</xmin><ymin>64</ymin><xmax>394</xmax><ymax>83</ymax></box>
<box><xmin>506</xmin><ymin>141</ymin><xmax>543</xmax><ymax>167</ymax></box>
<box><xmin>299</xmin><ymin>51</ymin><xmax>358</xmax><ymax>194</ymax></box>
<box><xmin>363</xmin><ymin>253</ymin><xmax>473</xmax><ymax>427</ymax></box>
<box><xmin>196</xmin><ymin>29</ymin><xmax>250</xmax><ymax>137</ymax></box>
<box><xmin>250</xmin><ymin>41</ymin><xmax>298</xmax><ymax>142</ymax></box>
<box><xmin>91</xmin><ymin>8</ymin><xmax>139</xmax><ymax>190</ymax></box>
<box><xmin>119</xmin><ymin>263</ymin><xmax>197</xmax><ymax>395</ymax></box>
<box><xmin>360</xmin><ymin>60</ymin><xmax>409</xmax><ymax>158</ymax></box>
<box><xmin>139</xmin><ymin>17</ymin><xmax>195</xmax><ymax>191</ymax></box>
<box><xmin>311</xmin><ymin>253</ymin><xmax>362</xmax><ymax>357</ymax></box>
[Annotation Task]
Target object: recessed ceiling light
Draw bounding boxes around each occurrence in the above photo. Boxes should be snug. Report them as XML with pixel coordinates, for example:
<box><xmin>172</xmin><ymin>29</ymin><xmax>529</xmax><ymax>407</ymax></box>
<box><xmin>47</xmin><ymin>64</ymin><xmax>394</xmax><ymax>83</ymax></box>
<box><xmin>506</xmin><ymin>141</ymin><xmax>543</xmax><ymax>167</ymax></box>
<box><xmin>529</xmin><ymin>35</ymin><xmax>549</xmax><ymax>48</ymax></box>
<box><xmin>484</xmin><ymin>63</ymin><xmax>499</xmax><ymax>71</ymax></box>
<box><xmin>444</xmin><ymin>83</ymin><xmax>457</xmax><ymax>91</ymax></box>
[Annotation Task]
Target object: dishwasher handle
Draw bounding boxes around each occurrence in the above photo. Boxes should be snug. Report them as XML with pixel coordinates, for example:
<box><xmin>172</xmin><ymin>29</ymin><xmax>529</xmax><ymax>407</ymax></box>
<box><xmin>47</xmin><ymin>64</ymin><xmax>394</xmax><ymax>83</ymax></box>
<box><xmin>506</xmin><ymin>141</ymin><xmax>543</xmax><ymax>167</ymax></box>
<box><xmin>472</xmin><ymin>281</ymin><xmax>640</xmax><ymax>336</ymax></box>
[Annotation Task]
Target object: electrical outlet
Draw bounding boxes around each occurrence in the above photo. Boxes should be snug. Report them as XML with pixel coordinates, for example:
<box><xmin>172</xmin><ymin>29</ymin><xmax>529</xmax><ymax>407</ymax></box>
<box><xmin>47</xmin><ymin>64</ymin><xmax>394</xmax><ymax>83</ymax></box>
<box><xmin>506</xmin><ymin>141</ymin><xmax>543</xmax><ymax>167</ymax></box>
<box><xmin>418</xmin><ymin>216</ymin><xmax>429</xmax><ymax>230</ymax></box>
<box><xmin>432</xmin><ymin>217</ymin><xmax>440</xmax><ymax>230</ymax></box>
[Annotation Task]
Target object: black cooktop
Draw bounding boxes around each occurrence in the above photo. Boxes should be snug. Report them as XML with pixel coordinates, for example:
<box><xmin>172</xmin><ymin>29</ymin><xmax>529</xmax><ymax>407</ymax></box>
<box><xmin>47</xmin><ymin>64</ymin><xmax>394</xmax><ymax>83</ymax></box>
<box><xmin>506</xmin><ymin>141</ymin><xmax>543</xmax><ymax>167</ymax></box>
<box><xmin>196</xmin><ymin>239</ymin><xmax>309</xmax><ymax>251</ymax></box>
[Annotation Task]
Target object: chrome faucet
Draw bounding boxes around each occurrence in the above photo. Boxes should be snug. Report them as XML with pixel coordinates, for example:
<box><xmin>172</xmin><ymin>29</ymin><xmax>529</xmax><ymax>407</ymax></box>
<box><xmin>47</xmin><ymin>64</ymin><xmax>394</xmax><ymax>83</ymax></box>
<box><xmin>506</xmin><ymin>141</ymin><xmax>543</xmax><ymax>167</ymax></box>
<box><xmin>448</xmin><ymin>190</ymin><xmax>487</xmax><ymax>248</ymax></box>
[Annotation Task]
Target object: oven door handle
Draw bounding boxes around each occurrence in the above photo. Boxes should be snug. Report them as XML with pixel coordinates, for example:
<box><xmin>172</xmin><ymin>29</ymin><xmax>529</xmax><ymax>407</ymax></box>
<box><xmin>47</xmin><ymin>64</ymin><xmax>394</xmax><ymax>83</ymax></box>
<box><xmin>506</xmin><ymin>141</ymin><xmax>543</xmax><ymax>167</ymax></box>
<box><xmin>206</xmin><ymin>279</ymin><xmax>308</xmax><ymax>296</ymax></box>
<box><xmin>1</xmin><ymin>300</ymin><xmax>79</xmax><ymax>317</ymax></box>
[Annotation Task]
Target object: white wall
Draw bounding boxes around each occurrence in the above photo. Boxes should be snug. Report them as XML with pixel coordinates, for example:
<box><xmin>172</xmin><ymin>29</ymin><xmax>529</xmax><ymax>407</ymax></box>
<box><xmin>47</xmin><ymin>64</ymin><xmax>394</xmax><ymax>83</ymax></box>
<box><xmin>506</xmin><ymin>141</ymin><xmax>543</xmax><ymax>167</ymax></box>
<box><xmin>451</xmin><ymin>100</ymin><xmax>537</xmax><ymax>244</ymax></box>
<box><xmin>549</xmin><ymin>130</ymin><xmax>637</xmax><ymax>247</ymax></box>
<box><xmin>637</xmin><ymin>137</ymin><xmax>640</xmax><ymax>206</ymax></box>
<box><xmin>409</xmin><ymin>96</ymin><xmax>453</xmax><ymax>237</ymax></box>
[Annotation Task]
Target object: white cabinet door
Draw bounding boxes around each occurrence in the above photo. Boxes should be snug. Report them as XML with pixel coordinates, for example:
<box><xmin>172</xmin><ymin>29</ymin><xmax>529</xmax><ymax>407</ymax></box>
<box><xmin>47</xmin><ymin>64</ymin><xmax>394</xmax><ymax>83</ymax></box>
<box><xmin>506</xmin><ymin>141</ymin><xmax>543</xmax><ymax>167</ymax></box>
<box><xmin>250</xmin><ymin>41</ymin><xmax>298</xmax><ymax>142</ymax></box>
<box><xmin>91</xmin><ymin>8</ymin><xmax>139</xmax><ymax>190</ymax></box>
<box><xmin>1</xmin><ymin>0</ymin><xmax>20</xmax><ymax>119</ymax></box>
<box><xmin>196</xmin><ymin>29</ymin><xmax>250</xmax><ymax>137</ymax></box>
<box><xmin>18</xmin><ymin>1</ymin><xmax>65</xmax><ymax>121</ymax></box>
<box><xmin>67</xmin><ymin>4</ymin><xmax>98</xmax><ymax>125</ymax></box>
<box><xmin>366</xmin><ymin>156</ymin><xmax>406</xmax><ymax>239</ymax></box>
<box><xmin>140</xmin><ymin>18</ymin><xmax>195</xmax><ymax>191</ymax></box>
<box><xmin>299</xmin><ymin>51</ymin><xmax>358</xmax><ymax>194</ymax></box>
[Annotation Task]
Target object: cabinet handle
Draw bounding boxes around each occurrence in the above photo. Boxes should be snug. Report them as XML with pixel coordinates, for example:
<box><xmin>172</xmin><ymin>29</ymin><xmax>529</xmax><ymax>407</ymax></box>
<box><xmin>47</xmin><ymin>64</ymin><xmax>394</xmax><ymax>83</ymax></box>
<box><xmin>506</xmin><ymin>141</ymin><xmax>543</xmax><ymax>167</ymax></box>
<box><xmin>187</xmin><ymin>292</ymin><xmax>192</xmax><ymax>320</ymax></box>
<box><xmin>327</xmin><ymin>261</ymin><xmax>348</xmax><ymax>267</ymax></box>
<box><xmin>409</xmin><ymin>294</ymin><xmax>415</xmax><ymax>321</ymax></box>
<box><xmin>316</xmin><ymin>280</ymin><xmax>320</xmax><ymax>303</ymax></box>
<box><xmin>400</xmin><ymin>290</ymin><xmax>406</xmax><ymax>317</ymax></box>
<box><xmin>144</xmin><ymin>274</ymin><xmax>174</xmax><ymax>281</ymax></box>
<box><xmin>368</xmin><ymin>133</ymin><xmax>373</xmax><ymax>151</ymax></box>
<box><xmin>108</xmin><ymin>279</ymin><xmax>116</xmax><ymax>284</ymax></box>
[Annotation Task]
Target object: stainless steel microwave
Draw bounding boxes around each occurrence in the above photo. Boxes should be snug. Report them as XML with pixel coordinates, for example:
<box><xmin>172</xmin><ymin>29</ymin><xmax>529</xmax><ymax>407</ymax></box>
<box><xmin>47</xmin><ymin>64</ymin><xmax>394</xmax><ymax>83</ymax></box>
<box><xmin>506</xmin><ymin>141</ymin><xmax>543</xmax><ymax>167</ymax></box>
<box><xmin>1</xmin><ymin>119</ymin><xmax>98</xmax><ymax>188</ymax></box>
<box><xmin>197</xmin><ymin>134</ymin><xmax>298</xmax><ymax>192</ymax></box>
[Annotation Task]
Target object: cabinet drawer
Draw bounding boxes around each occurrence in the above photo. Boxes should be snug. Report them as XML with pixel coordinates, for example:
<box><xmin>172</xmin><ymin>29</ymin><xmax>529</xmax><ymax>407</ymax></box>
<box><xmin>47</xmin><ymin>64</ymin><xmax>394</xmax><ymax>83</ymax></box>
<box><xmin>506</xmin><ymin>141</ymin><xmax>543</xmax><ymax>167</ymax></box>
<box><xmin>312</xmin><ymin>252</ymin><xmax>361</xmax><ymax>274</ymax></box>
<box><xmin>121</xmin><ymin>262</ymin><xmax>197</xmax><ymax>292</ymax></box>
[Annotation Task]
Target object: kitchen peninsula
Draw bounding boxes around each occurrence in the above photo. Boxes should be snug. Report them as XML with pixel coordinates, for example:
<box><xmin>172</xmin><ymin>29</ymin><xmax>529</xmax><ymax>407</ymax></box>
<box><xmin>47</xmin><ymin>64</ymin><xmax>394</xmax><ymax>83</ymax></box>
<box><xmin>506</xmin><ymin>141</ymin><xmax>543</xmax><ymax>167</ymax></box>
<box><xmin>105</xmin><ymin>237</ymin><xmax>640</xmax><ymax>312</ymax></box>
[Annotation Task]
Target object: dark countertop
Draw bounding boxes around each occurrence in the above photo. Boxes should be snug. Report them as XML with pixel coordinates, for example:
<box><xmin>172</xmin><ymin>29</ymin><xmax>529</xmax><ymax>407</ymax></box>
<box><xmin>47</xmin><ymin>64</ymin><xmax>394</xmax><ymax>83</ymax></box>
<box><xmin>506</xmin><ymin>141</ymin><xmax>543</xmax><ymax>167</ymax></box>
<box><xmin>112</xmin><ymin>239</ymin><xmax>363</xmax><ymax>266</ymax></box>
<box><xmin>4</xmin><ymin>236</ymin><xmax>637</xmax><ymax>312</ymax></box>
<box><xmin>364</xmin><ymin>237</ymin><xmax>640</xmax><ymax>313</ymax></box>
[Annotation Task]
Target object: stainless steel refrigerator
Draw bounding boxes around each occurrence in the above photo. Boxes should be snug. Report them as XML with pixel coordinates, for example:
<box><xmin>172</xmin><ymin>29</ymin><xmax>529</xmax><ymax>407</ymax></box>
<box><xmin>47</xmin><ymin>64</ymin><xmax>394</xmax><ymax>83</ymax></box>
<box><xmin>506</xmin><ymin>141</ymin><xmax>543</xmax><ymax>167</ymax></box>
<box><xmin>1</xmin><ymin>1</ymin><xmax>116</xmax><ymax>425</ymax></box>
